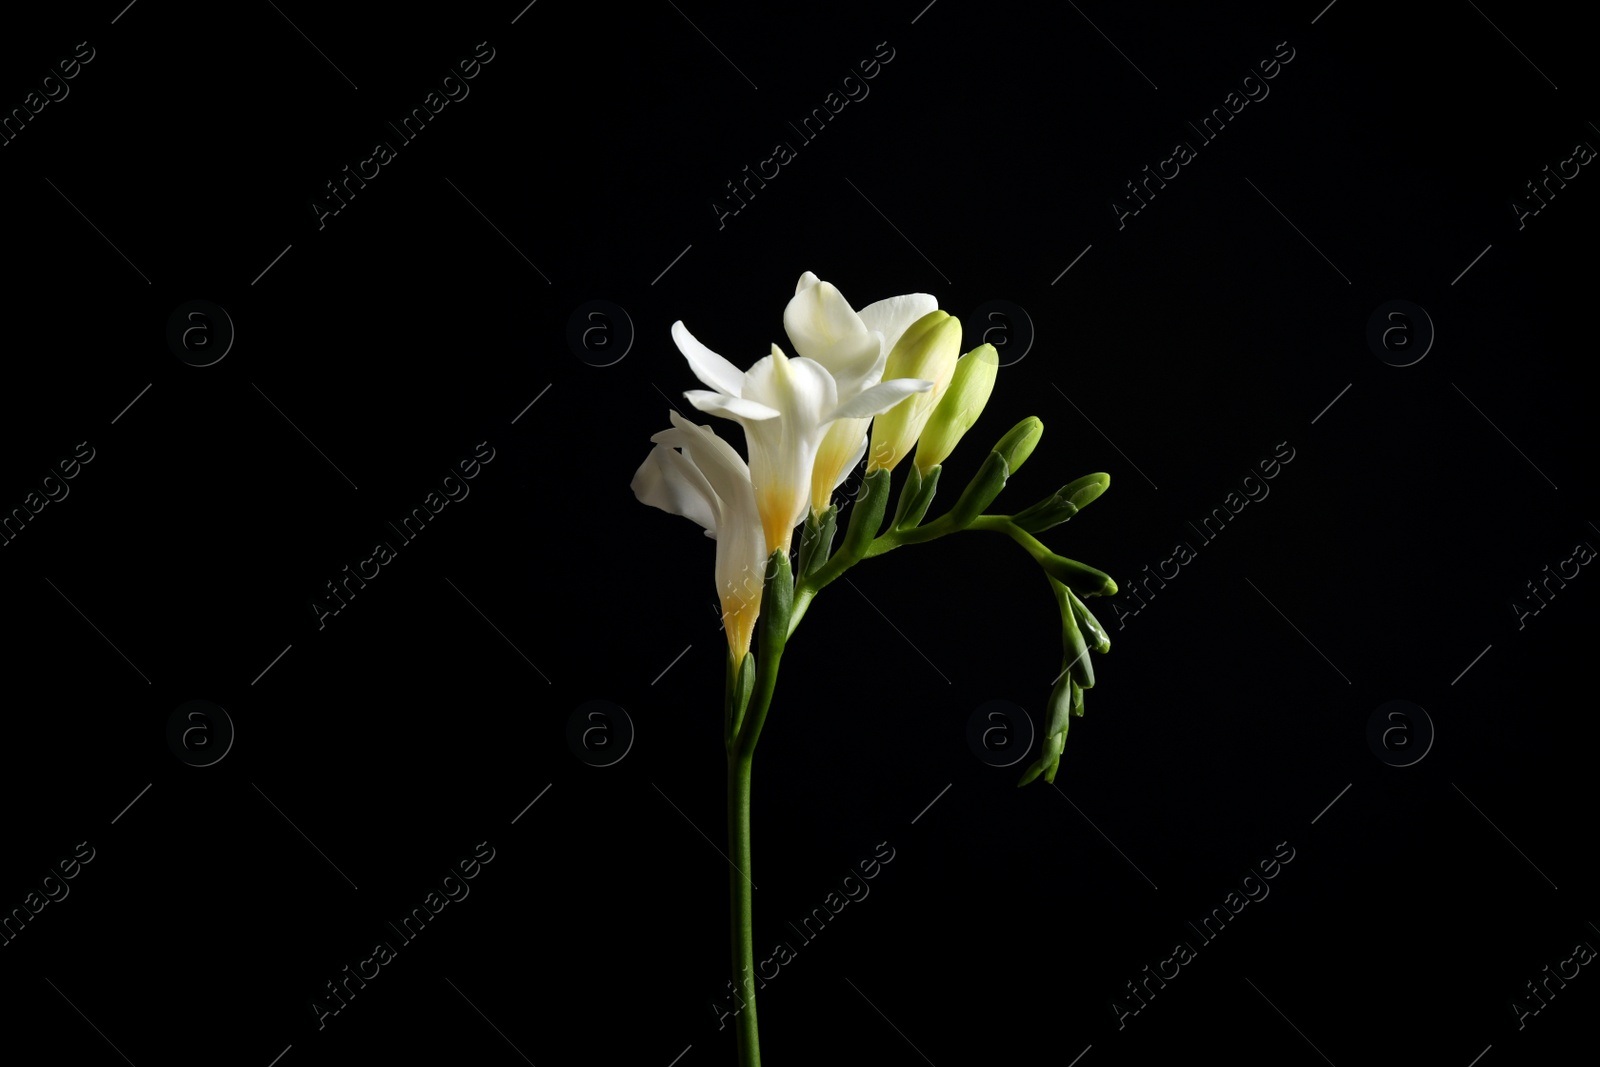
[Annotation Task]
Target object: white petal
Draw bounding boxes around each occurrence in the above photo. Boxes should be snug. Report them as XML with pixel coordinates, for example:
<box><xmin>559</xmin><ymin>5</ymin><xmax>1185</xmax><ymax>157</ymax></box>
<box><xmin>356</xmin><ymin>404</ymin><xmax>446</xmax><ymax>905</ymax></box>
<box><xmin>832</xmin><ymin>429</ymin><xmax>869</xmax><ymax>491</ymax></box>
<box><xmin>632</xmin><ymin>443</ymin><xmax>718</xmax><ymax>532</ymax></box>
<box><xmin>825</xmin><ymin>377</ymin><xmax>932</xmax><ymax>421</ymax></box>
<box><xmin>794</xmin><ymin>271</ymin><xmax>821</xmax><ymax>295</ymax></box>
<box><xmin>684</xmin><ymin>389</ymin><xmax>781</xmax><ymax>422</ymax></box>
<box><xmin>672</xmin><ymin>321</ymin><xmax>747</xmax><ymax>397</ymax></box>
<box><xmin>782</xmin><ymin>278</ymin><xmax>878</xmax><ymax>375</ymax></box>
<box><xmin>858</xmin><ymin>293</ymin><xmax>938</xmax><ymax>352</ymax></box>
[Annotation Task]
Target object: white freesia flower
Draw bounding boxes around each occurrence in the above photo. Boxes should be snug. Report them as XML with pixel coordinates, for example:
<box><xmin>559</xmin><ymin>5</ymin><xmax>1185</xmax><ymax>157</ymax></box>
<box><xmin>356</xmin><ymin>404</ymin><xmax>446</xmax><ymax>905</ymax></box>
<box><xmin>781</xmin><ymin>272</ymin><xmax>938</xmax><ymax>513</ymax></box>
<box><xmin>673</xmin><ymin>322</ymin><xmax>932</xmax><ymax>555</ymax></box>
<box><xmin>632</xmin><ymin>410</ymin><xmax>768</xmax><ymax>662</ymax></box>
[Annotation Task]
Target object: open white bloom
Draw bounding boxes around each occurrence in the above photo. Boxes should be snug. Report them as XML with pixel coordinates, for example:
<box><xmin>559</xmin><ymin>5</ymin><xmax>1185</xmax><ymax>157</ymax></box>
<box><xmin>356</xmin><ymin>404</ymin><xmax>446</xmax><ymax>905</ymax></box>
<box><xmin>673</xmin><ymin>321</ymin><xmax>932</xmax><ymax>555</ymax></box>
<box><xmin>782</xmin><ymin>272</ymin><xmax>938</xmax><ymax>512</ymax></box>
<box><xmin>632</xmin><ymin>410</ymin><xmax>768</xmax><ymax>662</ymax></box>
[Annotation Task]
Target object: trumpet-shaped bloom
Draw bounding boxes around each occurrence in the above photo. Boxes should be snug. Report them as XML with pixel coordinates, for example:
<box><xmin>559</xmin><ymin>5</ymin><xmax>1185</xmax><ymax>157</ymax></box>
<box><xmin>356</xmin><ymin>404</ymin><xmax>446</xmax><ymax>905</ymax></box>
<box><xmin>782</xmin><ymin>272</ymin><xmax>940</xmax><ymax>513</ymax></box>
<box><xmin>632</xmin><ymin>410</ymin><xmax>768</xmax><ymax>662</ymax></box>
<box><xmin>672</xmin><ymin>321</ymin><xmax>932</xmax><ymax>555</ymax></box>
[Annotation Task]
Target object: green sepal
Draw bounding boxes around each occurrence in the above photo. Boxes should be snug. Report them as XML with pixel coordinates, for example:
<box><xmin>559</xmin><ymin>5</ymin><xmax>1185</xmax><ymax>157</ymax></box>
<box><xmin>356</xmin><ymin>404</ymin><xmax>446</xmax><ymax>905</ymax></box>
<box><xmin>1071</xmin><ymin>678</ymin><xmax>1086</xmax><ymax>718</ymax></box>
<box><xmin>756</xmin><ymin>549</ymin><xmax>793</xmax><ymax>661</ymax></box>
<box><xmin>948</xmin><ymin>451</ymin><xmax>1010</xmax><ymax>528</ymax></box>
<box><xmin>1068</xmin><ymin>588</ymin><xmax>1111</xmax><ymax>654</ymax></box>
<box><xmin>892</xmin><ymin>464</ymin><xmax>942</xmax><ymax>530</ymax></box>
<box><xmin>797</xmin><ymin>506</ymin><xmax>838</xmax><ymax>579</ymax></box>
<box><xmin>840</xmin><ymin>467</ymin><xmax>892</xmax><ymax>559</ymax></box>
<box><xmin>726</xmin><ymin>651</ymin><xmax>757</xmax><ymax>747</ymax></box>
<box><xmin>1038</xmin><ymin>553</ymin><xmax>1118</xmax><ymax>598</ymax></box>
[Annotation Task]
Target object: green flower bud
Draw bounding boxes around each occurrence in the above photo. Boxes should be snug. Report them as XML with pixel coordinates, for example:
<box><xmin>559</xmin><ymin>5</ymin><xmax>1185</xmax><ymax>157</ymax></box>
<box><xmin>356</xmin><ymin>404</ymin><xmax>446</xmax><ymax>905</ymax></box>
<box><xmin>1017</xmin><ymin>673</ymin><xmax>1073</xmax><ymax>787</ymax></box>
<box><xmin>993</xmin><ymin>416</ymin><xmax>1043</xmax><ymax>476</ymax></box>
<box><xmin>1067</xmin><ymin>588</ymin><xmax>1111</xmax><ymax>654</ymax></box>
<box><xmin>946</xmin><ymin>450</ymin><xmax>1009</xmax><ymax>528</ymax></box>
<box><xmin>1010</xmin><ymin>473</ymin><xmax>1110</xmax><ymax>534</ymax></box>
<box><xmin>1039</xmin><ymin>553</ymin><xmax>1118</xmax><ymax>598</ymax></box>
<box><xmin>1054</xmin><ymin>578</ymin><xmax>1095</xmax><ymax>689</ymax></box>
<box><xmin>914</xmin><ymin>344</ymin><xmax>998</xmax><ymax>475</ymax></box>
<box><xmin>868</xmin><ymin>311</ymin><xmax>963</xmax><ymax>474</ymax></box>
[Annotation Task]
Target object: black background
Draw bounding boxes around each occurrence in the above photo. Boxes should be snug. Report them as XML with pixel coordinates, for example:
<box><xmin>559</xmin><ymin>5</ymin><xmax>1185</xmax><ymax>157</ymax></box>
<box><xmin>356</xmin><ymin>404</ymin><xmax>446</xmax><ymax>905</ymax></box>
<box><xmin>1</xmin><ymin>2</ymin><xmax>1595</xmax><ymax>1065</ymax></box>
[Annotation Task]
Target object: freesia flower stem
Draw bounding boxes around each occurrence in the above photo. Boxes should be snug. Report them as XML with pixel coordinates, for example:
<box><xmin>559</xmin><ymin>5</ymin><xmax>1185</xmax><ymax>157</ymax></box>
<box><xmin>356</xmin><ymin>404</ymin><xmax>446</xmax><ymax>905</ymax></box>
<box><xmin>722</xmin><ymin>550</ymin><xmax>793</xmax><ymax>1067</ymax></box>
<box><xmin>727</xmin><ymin>752</ymin><xmax>761</xmax><ymax>1066</ymax></box>
<box><xmin>967</xmin><ymin>513</ymin><xmax>1050</xmax><ymax>558</ymax></box>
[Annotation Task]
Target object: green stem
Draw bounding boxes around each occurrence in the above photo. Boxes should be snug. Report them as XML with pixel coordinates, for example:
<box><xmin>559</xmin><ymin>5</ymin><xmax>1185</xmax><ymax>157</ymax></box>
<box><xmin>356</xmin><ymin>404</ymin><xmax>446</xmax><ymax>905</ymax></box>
<box><xmin>724</xmin><ymin>551</ymin><xmax>791</xmax><ymax>1066</ymax></box>
<box><xmin>968</xmin><ymin>513</ymin><xmax>1048</xmax><ymax>557</ymax></box>
<box><xmin>727</xmin><ymin>752</ymin><xmax>759</xmax><ymax>1065</ymax></box>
